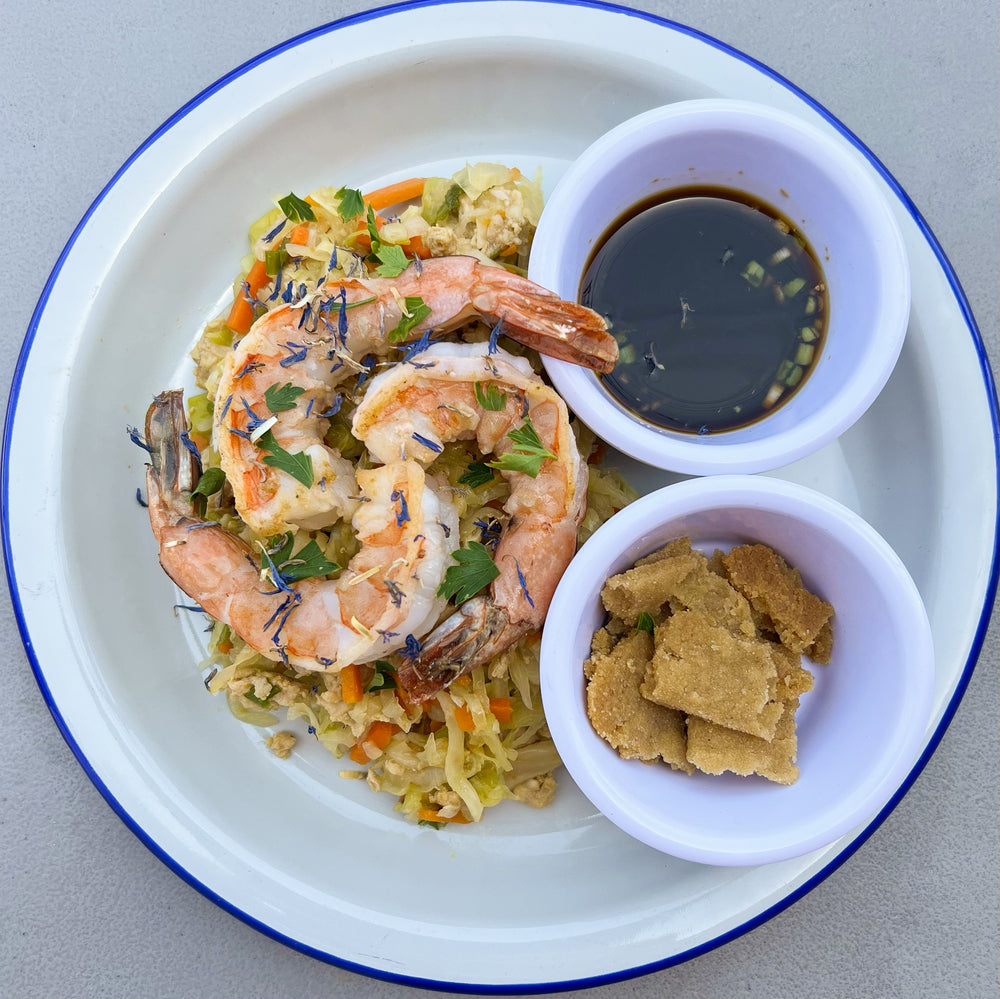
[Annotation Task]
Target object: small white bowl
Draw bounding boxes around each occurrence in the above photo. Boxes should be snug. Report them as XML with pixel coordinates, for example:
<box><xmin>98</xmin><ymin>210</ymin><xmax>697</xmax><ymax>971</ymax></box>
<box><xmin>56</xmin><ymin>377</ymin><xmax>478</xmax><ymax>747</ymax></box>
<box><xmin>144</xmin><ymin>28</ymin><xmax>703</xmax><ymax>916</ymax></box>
<box><xmin>539</xmin><ymin>475</ymin><xmax>934</xmax><ymax>866</ymax></box>
<box><xmin>529</xmin><ymin>99</ymin><xmax>910</xmax><ymax>474</ymax></box>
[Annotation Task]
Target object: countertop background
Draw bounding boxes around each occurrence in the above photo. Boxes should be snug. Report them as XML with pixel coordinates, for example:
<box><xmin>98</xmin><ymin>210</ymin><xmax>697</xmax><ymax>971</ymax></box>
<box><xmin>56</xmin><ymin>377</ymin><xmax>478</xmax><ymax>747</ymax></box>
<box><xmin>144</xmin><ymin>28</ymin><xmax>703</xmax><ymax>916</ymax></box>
<box><xmin>1</xmin><ymin>1</ymin><xmax>997</xmax><ymax>997</ymax></box>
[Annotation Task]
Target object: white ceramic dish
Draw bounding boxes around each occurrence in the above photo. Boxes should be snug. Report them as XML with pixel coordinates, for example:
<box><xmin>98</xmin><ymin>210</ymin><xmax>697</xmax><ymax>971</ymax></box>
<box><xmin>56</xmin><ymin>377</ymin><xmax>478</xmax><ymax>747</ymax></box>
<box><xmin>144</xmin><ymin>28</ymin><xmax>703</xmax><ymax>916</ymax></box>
<box><xmin>2</xmin><ymin>0</ymin><xmax>997</xmax><ymax>992</ymax></box>
<box><xmin>529</xmin><ymin>99</ymin><xmax>911</xmax><ymax>474</ymax></box>
<box><xmin>541</xmin><ymin>476</ymin><xmax>935</xmax><ymax>866</ymax></box>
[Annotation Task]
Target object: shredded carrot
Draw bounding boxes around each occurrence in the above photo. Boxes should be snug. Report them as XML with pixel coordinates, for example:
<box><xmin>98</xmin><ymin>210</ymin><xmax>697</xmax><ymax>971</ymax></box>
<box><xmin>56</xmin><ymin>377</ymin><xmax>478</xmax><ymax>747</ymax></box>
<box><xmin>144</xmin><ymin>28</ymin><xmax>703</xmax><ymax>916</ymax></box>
<box><xmin>418</xmin><ymin>808</ymin><xmax>470</xmax><ymax>825</ymax></box>
<box><xmin>498</xmin><ymin>243</ymin><xmax>519</xmax><ymax>258</ymax></box>
<box><xmin>217</xmin><ymin>641</ymin><xmax>233</xmax><ymax>655</ymax></box>
<box><xmin>226</xmin><ymin>258</ymin><xmax>269</xmax><ymax>336</ymax></box>
<box><xmin>287</xmin><ymin>223</ymin><xmax>311</xmax><ymax>245</ymax></box>
<box><xmin>340</xmin><ymin>663</ymin><xmax>363</xmax><ymax>704</ymax></box>
<box><xmin>189</xmin><ymin>431</ymin><xmax>210</xmax><ymax>452</ymax></box>
<box><xmin>348</xmin><ymin>720</ymin><xmax>400</xmax><ymax>763</ymax></box>
<box><xmin>452</xmin><ymin>674</ymin><xmax>472</xmax><ymax>688</ymax></box>
<box><xmin>349</xmin><ymin>215</ymin><xmax>383</xmax><ymax>254</ymax></box>
<box><xmin>453</xmin><ymin>703</ymin><xmax>476</xmax><ymax>732</ymax></box>
<box><xmin>489</xmin><ymin>697</ymin><xmax>513</xmax><ymax>724</ymax></box>
<box><xmin>403</xmin><ymin>234</ymin><xmax>432</xmax><ymax>259</ymax></box>
<box><xmin>363</xmin><ymin>177</ymin><xmax>426</xmax><ymax>212</ymax></box>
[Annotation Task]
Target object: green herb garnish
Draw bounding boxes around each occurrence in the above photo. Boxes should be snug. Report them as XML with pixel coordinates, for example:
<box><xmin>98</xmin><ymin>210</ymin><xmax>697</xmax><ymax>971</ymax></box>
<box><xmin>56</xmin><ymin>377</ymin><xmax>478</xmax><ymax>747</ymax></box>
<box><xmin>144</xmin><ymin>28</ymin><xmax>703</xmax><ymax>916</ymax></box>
<box><xmin>266</xmin><ymin>532</ymin><xmax>340</xmax><ymax>583</ymax></box>
<box><xmin>373</xmin><ymin>243</ymin><xmax>410</xmax><ymax>278</ymax></box>
<box><xmin>474</xmin><ymin>381</ymin><xmax>507</xmax><ymax>412</ymax></box>
<box><xmin>192</xmin><ymin>466</ymin><xmax>225</xmax><ymax>500</ymax></box>
<box><xmin>277</xmin><ymin>192</ymin><xmax>315</xmax><ymax>223</ymax></box>
<box><xmin>365</xmin><ymin>660</ymin><xmax>398</xmax><ymax>693</ymax></box>
<box><xmin>244</xmin><ymin>684</ymin><xmax>277</xmax><ymax>707</ymax></box>
<box><xmin>387</xmin><ymin>295</ymin><xmax>432</xmax><ymax>343</ymax></box>
<box><xmin>636</xmin><ymin>611</ymin><xmax>655</xmax><ymax>634</ymax></box>
<box><xmin>458</xmin><ymin>461</ymin><xmax>495</xmax><ymax>489</ymax></box>
<box><xmin>436</xmin><ymin>541</ymin><xmax>501</xmax><ymax>603</ymax></box>
<box><xmin>487</xmin><ymin>416</ymin><xmax>556</xmax><ymax>478</ymax></box>
<box><xmin>334</xmin><ymin>186</ymin><xmax>365</xmax><ymax>220</ymax></box>
<box><xmin>264</xmin><ymin>382</ymin><xmax>305</xmax><ymax>413</ymax></box>
<box><xmin>256</xmin><ymin>430</ymin><xmax>313</xmax><ymax>487</ymax></box>
<box><xmin>264</xmin><ymin>248</ymin><xmax>289</xmax><ymax>276</ymax></box>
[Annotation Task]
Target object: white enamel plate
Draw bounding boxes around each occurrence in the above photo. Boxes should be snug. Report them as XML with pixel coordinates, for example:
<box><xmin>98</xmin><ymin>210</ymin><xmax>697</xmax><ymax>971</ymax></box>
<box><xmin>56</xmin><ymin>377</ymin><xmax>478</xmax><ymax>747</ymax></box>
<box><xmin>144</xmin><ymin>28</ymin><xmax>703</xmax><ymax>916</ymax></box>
<box><xmin>4</xmin><ymin>1</ymin><xmax>997</xmax><ymax>991</ymax></box>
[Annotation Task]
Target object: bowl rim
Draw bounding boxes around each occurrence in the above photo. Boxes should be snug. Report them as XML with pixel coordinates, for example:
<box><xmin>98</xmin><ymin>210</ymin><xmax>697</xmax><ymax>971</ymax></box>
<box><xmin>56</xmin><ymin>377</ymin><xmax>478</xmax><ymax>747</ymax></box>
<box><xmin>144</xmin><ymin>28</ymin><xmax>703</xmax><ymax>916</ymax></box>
<box><xmin>528</xmin><ymin>98</ymin><xmax>912</xmax><ymax>475</ymax></box>
<box><xmin>539</xmin><ymin>474</ymin><xmax>936</xmax><ymax>866</ymax></box>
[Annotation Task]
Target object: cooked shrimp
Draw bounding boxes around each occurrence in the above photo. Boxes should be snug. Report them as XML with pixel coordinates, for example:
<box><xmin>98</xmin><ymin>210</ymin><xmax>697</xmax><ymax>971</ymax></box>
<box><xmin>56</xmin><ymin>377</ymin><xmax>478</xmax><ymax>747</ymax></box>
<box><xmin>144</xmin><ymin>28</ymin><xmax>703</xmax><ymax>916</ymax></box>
<box><xmin>351</xmin><ymin>341</ymin><xmax>588</xmax><ymax>700</ymax></box>
<box><xmin>143</xmin><ymin>391</ymin><xmax>459</xmax><ymax>670</ymax></box>
<box><xmin>215</xmin><ymin>256</ymin><xmax>614</xmax><ymax>537</ymax></box>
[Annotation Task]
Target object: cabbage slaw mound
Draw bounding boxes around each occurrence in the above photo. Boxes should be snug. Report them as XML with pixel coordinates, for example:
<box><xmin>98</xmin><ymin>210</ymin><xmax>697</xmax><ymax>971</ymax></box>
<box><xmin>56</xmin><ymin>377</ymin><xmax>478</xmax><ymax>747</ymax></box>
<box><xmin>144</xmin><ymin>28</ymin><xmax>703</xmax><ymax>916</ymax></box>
<box><xmin>185</xmin><ymin>164</ymin><xmax>636</xmax><ymax>826</ymax></box>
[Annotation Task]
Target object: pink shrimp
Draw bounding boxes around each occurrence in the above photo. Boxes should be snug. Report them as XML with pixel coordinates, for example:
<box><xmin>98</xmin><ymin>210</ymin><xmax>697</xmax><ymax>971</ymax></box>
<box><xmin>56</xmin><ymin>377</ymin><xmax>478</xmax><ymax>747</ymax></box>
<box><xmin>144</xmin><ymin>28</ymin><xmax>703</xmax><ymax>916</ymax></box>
<box><xmin>143</xmin><ymin>391</ymin><xmax>459</xmax><ymax>670</ymax></box>
<box><xmin>215</xmin><ymin>256</ymin><xmax>614</xmax><ymax>538</ymax></box>
<box><xmin>351</xmin><ymin>341</ymin><xmax>588</xmax><ymax>700</ymax></box>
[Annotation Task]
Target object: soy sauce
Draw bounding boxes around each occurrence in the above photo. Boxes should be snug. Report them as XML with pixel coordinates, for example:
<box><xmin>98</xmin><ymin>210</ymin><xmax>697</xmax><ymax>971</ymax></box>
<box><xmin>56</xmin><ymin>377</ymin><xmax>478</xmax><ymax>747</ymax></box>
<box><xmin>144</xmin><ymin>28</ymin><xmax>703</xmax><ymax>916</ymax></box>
<box><xmin>581</xmin><ymin>186</ymin><xmax>827</xmax><ymax>434</ymax></box>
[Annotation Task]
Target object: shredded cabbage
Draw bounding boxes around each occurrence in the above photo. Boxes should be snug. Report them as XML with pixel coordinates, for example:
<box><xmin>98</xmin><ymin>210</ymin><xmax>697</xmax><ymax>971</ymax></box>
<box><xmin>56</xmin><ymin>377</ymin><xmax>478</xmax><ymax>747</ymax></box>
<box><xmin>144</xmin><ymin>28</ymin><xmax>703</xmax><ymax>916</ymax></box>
<box><xmin>184</xmin><ymin>162</ymin><xmax>634</xmax><ymax>825</ymax></box>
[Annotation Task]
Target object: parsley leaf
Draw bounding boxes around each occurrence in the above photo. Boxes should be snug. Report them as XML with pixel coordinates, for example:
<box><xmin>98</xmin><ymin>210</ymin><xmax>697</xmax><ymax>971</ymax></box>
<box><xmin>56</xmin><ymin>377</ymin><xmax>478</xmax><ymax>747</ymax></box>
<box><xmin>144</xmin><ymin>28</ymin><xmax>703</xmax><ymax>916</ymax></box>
<box><xmin>277</xmin><ymin>192</ymin><xmax>315</xmax><ymax>223</ymax></box>
<box><xmin>334</xmin><ymin>186</ymin><xmax>365</xmax><ymax>220</ymax></box>
<box><xmin>365</xmin><ymin>204</ymin><xmax>381</xmax><ymax>245</ymax></box>
<box><xmin>436</xmin><ymin>541</ymin><xmax>501</xmax><ymax>603</ymax></box>
<box><xmin>264</xmin><ymin>382</ymin><xmax>305</xmax><ymax>413</ymax></box>
<box><xmin>387</xmin><ymin>296</ymin><xmax>432</xmax><ymax>343</ymax></box>
<box><xmin>474</xmin><ymin>381</ymin><xmax>506</xmax><ymax>411</ymax></box>
<box><xmin>636</xmin><ymin>611</ymin><xmax>655</xmax><ymax>634</ymax></box>
<box><xmin>192</xmin><ymin>466</ymin><xmax>225</xmax><ymax>499</ymax></box>
<box><xmin>487</xmin><ymin>416</ymin><xmax>556</xmax><ymax>478</ymax></box>
<box><xmin>374</xmin><ymin>243</ymin><xmax>409</xmax><ymax>278</ymax></box>
<box><xmin>265</xmin><ymin>532</ymin><xmax>340</xmax><ymax>584</ymax></box>
<box><xmin>256</xmin><ymin>429</ymin><xmax>313</xmax><ymax>487</ymax></box>
<box><xmin>458</xmin><ymin>461</ymin><xmax>495</xmax><ymax>489</ymax></box>
<box><xmin>365</xmin><ymin>660</ymin><xmax>398</xmax><ymax>693</ymax></box>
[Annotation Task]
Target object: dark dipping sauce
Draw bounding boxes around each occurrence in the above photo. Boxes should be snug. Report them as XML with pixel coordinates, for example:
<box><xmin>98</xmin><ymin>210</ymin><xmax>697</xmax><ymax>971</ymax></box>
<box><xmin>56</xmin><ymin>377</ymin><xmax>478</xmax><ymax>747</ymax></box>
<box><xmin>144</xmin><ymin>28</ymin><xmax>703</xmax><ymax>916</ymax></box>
<box><xmin>581</xmin><ymin>185</ymin><xmax>828</xmax><ymax>434</ymax></box>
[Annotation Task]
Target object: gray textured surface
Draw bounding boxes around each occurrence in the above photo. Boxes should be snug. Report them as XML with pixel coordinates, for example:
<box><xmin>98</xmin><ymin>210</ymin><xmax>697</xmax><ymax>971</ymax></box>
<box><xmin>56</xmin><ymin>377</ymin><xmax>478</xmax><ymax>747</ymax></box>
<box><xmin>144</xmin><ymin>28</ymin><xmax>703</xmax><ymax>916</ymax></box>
<box><xmin>1</xmin><ymin>1</ymin><xmax>997</xmax><ymax>996</ymax></box>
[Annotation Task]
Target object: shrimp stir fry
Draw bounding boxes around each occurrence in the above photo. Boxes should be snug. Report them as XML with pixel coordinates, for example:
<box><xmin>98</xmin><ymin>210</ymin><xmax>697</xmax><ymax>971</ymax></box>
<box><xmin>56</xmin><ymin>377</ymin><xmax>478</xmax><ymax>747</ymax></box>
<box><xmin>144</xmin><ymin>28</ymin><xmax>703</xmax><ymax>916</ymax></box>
<box><xmin>131</xmin><ymin>164</ymin><xmax>645</xmax><ymax>826</ymax></box>
<box><xmin>145</xmin><ymin>391</ymin><xmax>459</xmax><ymax>669</ymax></box>
<box><xmin>216</xmin><ymin>256</ymin><xmax>614</xmax><ymax>538</ymax></box>
<box><xmin>353</xmin><ymin>341</ymin><xmax>587</xmax><ymax>700</ymax></box>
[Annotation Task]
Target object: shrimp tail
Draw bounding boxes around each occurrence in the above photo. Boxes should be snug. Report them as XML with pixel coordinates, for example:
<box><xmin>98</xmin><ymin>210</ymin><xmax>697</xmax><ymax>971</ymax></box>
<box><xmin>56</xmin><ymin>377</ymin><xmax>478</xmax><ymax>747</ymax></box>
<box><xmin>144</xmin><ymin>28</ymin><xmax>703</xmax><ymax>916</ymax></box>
<box><xmin>471</xmin><ymin>267</ymin><xmax>618</xmax><ymax>374</ymax></box>
<box><xmin>146</xmin><ymin>389</ymin><xmax>200</xmax><ymax>509</ymax></box>
<box><xmin>398</xmin><ymin>596</ymin><xmax>531</xmax><ymax>702</ymax></box>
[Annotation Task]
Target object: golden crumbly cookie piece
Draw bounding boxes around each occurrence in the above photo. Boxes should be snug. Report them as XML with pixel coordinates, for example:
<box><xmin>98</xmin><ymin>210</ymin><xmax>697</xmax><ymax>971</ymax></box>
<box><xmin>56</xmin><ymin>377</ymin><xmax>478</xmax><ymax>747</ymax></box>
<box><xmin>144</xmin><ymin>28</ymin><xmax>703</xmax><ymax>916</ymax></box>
<box><xmin>663</xmin><ymin>555</ymin><xmax>756</xmax><ymax>638</ymax></box>
<box><xmin>722</xmin><ymin>544</ymin><xmax>834</xmax><ymax>654</ymax></box>
<box><xmin>641</xmin><ymin>610</ymin><xmax>784</xmax><ymax>740</ymax></box>
<box><xmin>599</xmin><ymin>553</ymin><xmax>704</xmax><ymax>626</ymax></box>
<box><xmin>685</xmin><ymin>698</ymin><xmax>801</xmax><ymax>785</ymax></box>
<box><xmin>635</xmin><ymin>536</ymin><xmax>693</xmax><ymax>566</ymax></box>
<box><xmin>770</xmin><ymin>643</ymin><xmax>815</xmax><ymax>701</ymax></box>
<box><xmin>585</xmin><ymin>631</ymin><xmax>692</xmax><ymax>771</ymax></box>
<box><xmin>805</xmin><ymin>619</ymin><xmax>835</xmax><ymax>665</ymax></box>
<box><xmin>601</xmin><ymin>546</ymin><xmax>755</xmax><ymax>637</ymax></box>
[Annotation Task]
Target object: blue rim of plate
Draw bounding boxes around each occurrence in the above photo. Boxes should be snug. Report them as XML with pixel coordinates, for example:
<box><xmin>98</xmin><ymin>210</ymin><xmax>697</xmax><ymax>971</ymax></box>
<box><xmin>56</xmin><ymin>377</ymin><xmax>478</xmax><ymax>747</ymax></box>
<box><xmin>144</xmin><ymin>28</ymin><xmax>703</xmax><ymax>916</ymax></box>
<box><xmin>3</xmin><ymin>0</ymin><xmax>998</xmax><ymax>993</ymax></box>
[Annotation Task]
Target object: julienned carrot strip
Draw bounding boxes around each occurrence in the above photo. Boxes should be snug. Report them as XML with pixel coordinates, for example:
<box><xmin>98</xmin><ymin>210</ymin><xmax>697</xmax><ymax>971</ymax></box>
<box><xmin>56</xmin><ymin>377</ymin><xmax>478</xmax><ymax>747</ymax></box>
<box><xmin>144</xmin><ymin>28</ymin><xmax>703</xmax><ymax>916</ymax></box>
<box><xmin>454</xmin><ymin>704</ymin><xmax>476</xmax><ymax>733</ymax></box>
<box><xmin>348</xmin><ymin>720</ymin><xmax>400</xmax><ymax>764</ymax></box>
<box><xmin>287</xmin><ymin>223</ymin><xmax>311</xmax><ymax>245</ymax></box>
<box><xmin>454</xmin><ymin>697</ymin><xmax>513</xmax><ymax>730</ymax></box>
<box><xmin>366</xmin><ymin>720</ymin><xmax>399</xmax><ymax>750</ymax></box>
<box><xmin>226</xmin><ymin>258</ymin><xmax>269</xmax><ymax>336</ymax></box>
<box><xmin>340</xmin><ymin>663</ymin><xmax>363</xmax><ymax>704</ymax></box>
<box><xmin>404</xmin><ymin>234</ymin><xmax>432</xmax><ymax>259</ymax></box>
<box><xmin>363</xmin><ymin>177</ymin><xmax>425</xmax><ymax>212</ymax></box>
<box><xmin>418</xmin><ymin>808</ymin><xmax>470</xmax><ymax>825</ymax></box>
<box><xmin>489</xmin><ymin>698</ymin><xmax>513</xmax><ymax>724</ymax></box>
